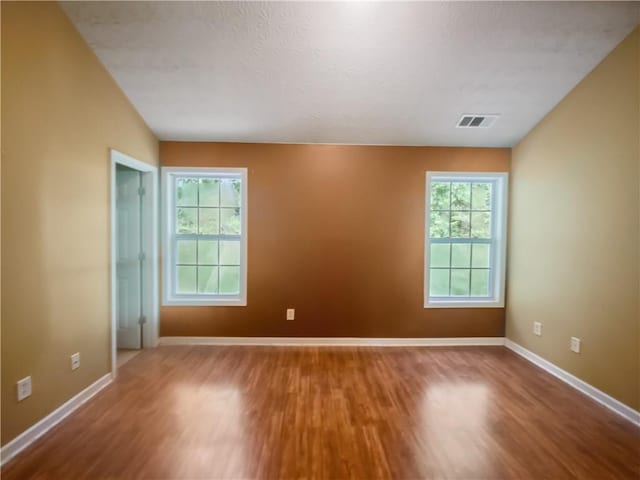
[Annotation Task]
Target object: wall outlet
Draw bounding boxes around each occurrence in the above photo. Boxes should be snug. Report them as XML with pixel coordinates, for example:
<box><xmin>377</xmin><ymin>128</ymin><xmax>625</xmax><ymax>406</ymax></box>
<box><xmin>533</xmin><ymin>321</ymin><xmax>542</xmax><ymax>336</ymax></box>
<box><xmin>286</xmin><ymin>308</ymin><xmax>295</xmax><ymax>321</ymax></box>
<box><xmin>570</xmin><ymin>337</ymin><xmax>581</xmax><ymax>353</ymax></box>
<box><xmin>71</xmin><ymin>352</ymin><xmax>81</xmax><ymax>370</ymax></box>
<box><xmin>17</xmin><ymin>376</ymin><xmax>32</xmax><ymax>402</ymax></box>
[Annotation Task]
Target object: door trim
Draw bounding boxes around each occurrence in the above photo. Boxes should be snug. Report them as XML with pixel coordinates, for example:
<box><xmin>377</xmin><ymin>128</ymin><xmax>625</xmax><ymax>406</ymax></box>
<box><xmin>110</xmin><ymin>149</ymin><xmax>159</xmax><ymax>377</ymax></box>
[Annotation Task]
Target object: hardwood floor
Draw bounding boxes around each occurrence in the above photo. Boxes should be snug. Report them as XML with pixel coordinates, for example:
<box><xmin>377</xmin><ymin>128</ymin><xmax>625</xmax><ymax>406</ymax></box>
<box><xmin>116</xmin><ymin>349</ymin><xmax>142</xmax><ymax>369</ymax></box>
<box><xmin>2</xmin><ymin>346</ymin><xmax>639</xmax><ymax>479</ymax></box>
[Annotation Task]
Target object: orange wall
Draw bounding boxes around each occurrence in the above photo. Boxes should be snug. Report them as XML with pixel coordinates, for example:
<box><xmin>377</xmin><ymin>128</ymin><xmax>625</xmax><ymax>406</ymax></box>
<box><xmin>161</xmin><ymin>142</ymin><xmax>510</xmax><ymax>338</ymax></box>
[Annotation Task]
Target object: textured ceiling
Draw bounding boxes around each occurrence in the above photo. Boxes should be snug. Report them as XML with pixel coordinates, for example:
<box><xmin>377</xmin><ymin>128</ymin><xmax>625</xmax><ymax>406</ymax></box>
<box><xmin>61</xmin><ymin>1</ymin><xmax>639</xmax><ymax>147</ymax></box>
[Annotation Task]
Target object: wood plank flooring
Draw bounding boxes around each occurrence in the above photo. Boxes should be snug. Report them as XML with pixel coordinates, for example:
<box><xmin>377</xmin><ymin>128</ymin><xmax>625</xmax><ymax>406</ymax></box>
<box><xmin>116</xmin><ymin>349</ymin><xmax>142</xmax><ymax>369</ymax></box>
<box><xmin>2</xmin><ymin>346</ymin><xmax>639</xmax><ymax>479</ymax></box>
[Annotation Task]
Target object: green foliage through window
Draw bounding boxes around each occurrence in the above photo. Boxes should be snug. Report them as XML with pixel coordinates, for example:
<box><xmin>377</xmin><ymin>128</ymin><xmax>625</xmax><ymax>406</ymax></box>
<box><xmin>175</xmin><ymin>176</ymin><xmax>243</xmax><ymax>295</ymax></box>
<box><xmin>428</xmin><ymin>179</ymin><xmax>494</xmax><ymax>298</ymax></box>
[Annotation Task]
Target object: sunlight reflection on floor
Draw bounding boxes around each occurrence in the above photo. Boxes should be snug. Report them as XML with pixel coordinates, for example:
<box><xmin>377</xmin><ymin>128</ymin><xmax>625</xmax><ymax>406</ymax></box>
<box><xmin>169</xmin><ymin>383</ymin><xmax>249</xmax><ymax>478</ymax></box>
<box><xmin>420</xmin><ymin>382</ymin><xmax>494</xmax><ymax>477</ymax></box>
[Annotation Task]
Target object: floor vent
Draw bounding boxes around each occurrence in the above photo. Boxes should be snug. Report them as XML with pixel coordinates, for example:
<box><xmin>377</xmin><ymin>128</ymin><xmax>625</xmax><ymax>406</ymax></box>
<box><xmin>456</xmin><ymin>114</ymin><xmax>499</xmax><ymax>128</ymax></box>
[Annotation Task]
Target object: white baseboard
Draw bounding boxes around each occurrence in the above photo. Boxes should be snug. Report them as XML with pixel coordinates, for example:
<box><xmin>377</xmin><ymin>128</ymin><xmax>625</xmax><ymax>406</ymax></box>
<box><xmin>159</xmin><ymin>336</ymin><xmax>506</xmax><ymax>347</ymax></box>
<box><xmin>505</xmin><ymin>339</ymin><xmax>640</xmax><ymax>427</ymax></box>
<box><xmin>0</xmin><ymin>373</ymin><xmax>113</xmax><ymax>466</ymax></box>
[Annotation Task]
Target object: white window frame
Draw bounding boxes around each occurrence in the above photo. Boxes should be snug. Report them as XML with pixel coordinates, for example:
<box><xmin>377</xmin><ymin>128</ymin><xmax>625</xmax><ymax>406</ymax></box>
<box><xmin>162</xmin><ymin>166</ymin><xmax>248</xmax><ymax>306</ymax></box>
<box><xmin>424</xmin><ymin>171</ymin><xmax>508</xmax><ymax>308</ymax></box>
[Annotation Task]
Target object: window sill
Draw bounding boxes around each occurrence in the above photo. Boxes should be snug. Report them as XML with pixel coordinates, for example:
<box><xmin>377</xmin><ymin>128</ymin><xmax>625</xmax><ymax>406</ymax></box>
<box><xmin>163</xmin><ymin>297</ymin><xmax>247</xmax><ymax>307</ymax></box>
<box><xmin>424</xmin><ymin>299</ymin><xmax>504</xmax><ymax>309</ymax></box>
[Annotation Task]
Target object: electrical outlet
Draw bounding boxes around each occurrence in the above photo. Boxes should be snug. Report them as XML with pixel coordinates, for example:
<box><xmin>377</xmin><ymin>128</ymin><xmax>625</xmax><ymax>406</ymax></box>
<box><xmin>17</xmin><ymin>376</ymin><xmax>32</xmax><ymax>402</ymax></box>
<box><xmin>286</xmin><ymin>308</ymin><xmax>295</xmax><ymax>321</ymax></box>
<box><xmin>533</xmin><ymin>322</ymin><xmax>542</xmax><ymax>336</ymax></box>
<box><xmin>570</xmin><ymin>337</ymin><xmax>581</xmax><ymax>353</ymax></box>
<box><xmin>71</xmin><ymin>352</ymin><xmax>80</xmax><ymax>370</ymax></box>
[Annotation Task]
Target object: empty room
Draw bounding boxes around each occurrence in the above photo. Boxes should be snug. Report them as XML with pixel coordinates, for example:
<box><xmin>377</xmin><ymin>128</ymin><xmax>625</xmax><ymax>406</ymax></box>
<box><xmin>1</xmin><ymin>1</ymin><xmax>639</xmax><ymax>479</ymax></box>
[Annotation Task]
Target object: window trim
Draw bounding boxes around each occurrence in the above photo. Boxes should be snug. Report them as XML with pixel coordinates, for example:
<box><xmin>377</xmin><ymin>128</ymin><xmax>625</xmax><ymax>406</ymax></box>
<box><xmin>162</xmin><ymin>166</ymin><xmax>248</xmax><ymax>307</ymax></box>
<box><xmin>424</xmin><ymin>171</ymin><xmax>508</xmax><ymax>308</ymax></box>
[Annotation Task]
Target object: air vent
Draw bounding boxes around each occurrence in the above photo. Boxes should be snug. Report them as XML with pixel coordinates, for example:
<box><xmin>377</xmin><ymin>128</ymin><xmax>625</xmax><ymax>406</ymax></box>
<box><xmin>456</xmin><ymin>114</ymin><xmax>499</xmax><ymax>128</ymax></box>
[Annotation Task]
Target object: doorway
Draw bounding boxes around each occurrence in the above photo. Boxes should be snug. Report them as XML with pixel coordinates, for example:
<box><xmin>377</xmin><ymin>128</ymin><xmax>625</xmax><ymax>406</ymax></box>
<box><xmin>110</xmin><ymin>150</ymin><xmax>158</xmax><ymax>374</ymax></box>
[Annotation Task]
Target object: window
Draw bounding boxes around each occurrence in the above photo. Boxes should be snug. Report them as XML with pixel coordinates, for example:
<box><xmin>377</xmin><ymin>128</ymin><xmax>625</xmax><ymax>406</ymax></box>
<box><xmin>425</xmin><ymin>172</ymin><xmax>507</xmax><ymax>308</ymax></box>
<box><xmin>162</xmin><ymin>167</ymin><xmax>247</xmax><ymax>306</ymax></box>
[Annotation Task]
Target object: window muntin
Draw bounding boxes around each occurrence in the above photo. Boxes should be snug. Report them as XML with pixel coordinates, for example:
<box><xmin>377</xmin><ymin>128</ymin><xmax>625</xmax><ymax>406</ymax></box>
<box><xmin>425</xmin><ymin>172</ymin><xmax>507</xmax><ymax>308</ymax></box>
<box><xmin>163</xmin><ymin>168</ymin><xmax>247</xmax><ymax>306</ymax></box>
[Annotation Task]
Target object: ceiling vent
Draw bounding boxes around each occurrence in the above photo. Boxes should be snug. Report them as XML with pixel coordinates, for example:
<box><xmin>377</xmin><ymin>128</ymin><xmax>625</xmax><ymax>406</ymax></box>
<box><xmin>456</xmin><ymin>114</ymin><xmax>499</xmax><ymax>128</ymax></box>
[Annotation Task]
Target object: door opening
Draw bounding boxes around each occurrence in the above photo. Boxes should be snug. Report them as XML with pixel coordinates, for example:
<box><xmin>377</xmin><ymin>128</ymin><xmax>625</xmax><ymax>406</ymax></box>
<box><xmin>116</xmin><ymin>165</ymin><xmax>143</xmax><ymax>356</ymax></box>
<box><xmin>110</xmin><ymin>150</ymin><xmax>158</xmax><ymax>374</ymax></box>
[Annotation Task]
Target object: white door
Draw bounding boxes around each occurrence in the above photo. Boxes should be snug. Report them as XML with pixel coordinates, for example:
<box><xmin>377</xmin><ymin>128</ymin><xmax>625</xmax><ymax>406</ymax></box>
<box><xmin>116</xmin><ymin>165</ymin><xmax>142</xmax><ymax>349</ymax></box>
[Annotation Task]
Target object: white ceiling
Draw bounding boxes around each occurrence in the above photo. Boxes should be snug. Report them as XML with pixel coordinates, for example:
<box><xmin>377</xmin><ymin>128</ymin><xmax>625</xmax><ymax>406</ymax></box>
<box><xmin>61</xmin><ymin>1</ymin><xmax>639</xmax><ymax>147</ymax></box>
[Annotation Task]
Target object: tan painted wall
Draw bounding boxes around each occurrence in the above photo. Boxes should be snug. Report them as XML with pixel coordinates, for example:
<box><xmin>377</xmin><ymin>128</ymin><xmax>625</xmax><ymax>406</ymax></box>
<box><xmin>1</xmin><ymin>2</ymin><xmax>158</xmax><ymax>445</ymax></box>
<box><xmin>161</xmin><ymin>142</ymin><xmax>510</xmax><ymax>338</ymax></box>
<box><xmin>507</xmin><ymin>28</ymin><xmax>640</xmax><ymax>410</ymax></box>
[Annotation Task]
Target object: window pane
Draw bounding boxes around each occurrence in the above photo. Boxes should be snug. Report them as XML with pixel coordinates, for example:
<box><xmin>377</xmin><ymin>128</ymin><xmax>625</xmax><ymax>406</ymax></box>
<box><xmin>425</xmin><ymin>173</ymin><xmax>505</xmax><ymax>307</ymax></box>
<box><xmin>471</xmin><ymin>183</ymin><xmax>491</xmax><ymax>210</ymax></box>
<box><xmin>221</xmin><ymin>208</ymin><xmax>242</xmax><ymax>235</ymax></box>
<box><xmin>429</xmin><ymin>211</ymin><xmax>450</xmax><ymax>238</ymax></box>
<box><xmin>430</xmin><ymin>243</ymin><xmax>450</xmax><ymax>268</ymax></box>
<box><xmin>199</xmin><ymin>179</ymin><xmax>219</xmax><ymax>207</ymax></box>
<box><xmin>176</xmin><ymin>178</ymin><xmax>198</xmax><ymax>206</ymax></box>
<box><xmin>176</xmin><ymin>208</ymin><xmax>197</xmax><ymax>234</ymax></box>
<box><xmin>220</xmin><ymin>240</ymin><xmax>241</xmax><ymax>265</ymax></box>
<box><xmin>198</xmin><ymin>266</ymin><xmax>218</xmax><ymax>293</ymax></box>
<box><xmin>451</xmin><ymin>269</ymin><xmax>470</xmax><ymax>295</ymax></box>
<box><xmin>430</xmin><ymin>182</ymin><xmax>450</xmax><ymax>210</ymax></box>
<box><xmin>471</xmin><ymin>212</ymin><xmax>491</xmax><ymax>238</ymax></box>
<box><xmin>198</xmin><ymin>240</ymin><xmax>218</xmax><ymax>265</ymax></box>
<box><xmin>166</xmin><ymin>169</ymin><xmax>247</xmax><ymax>304</ymax></box>
<box><xmin>472</xmin><ymin>244</ymin><xmax>490</xmax><ymax>268</ymax></box>
<box><xmin>177</xmin><ymin>240</ymin><xmax>196</xmax><ymax>264</ymax></box>
<box><xmin>220</xmin><ymin>179</ymin><xmax>241</xmax><ymax>207</ymax></box>
<box><xmin>451</xmin><ymin>183</ymin><xmax>471</xmax><ymax>210</ymax></box>
<box><xmin>451</xmin><ymin>212</ymin><xmax>470</xmax><ymax>237</ymax></box>
<box><xmin>451</xmin><ymin>244</ymin><xmax>471</xmax><ymax>268</ymax></box>
<box><xmin>199</xmin><ymin>208</ymin><xmax>219</xmax><ymax>234</ymax></box>
<box><xmin>429</xmin><ymin>269</ymin><xmax>450</xmax><ymax>296</ymax></box>
<box><xmin>471</xmin><ymin>269</ymin><xmax>490</xmax><ymax>296</ymax></box>
<box><xmin>177</xmin><ymin>266</ymin><xmax>196</xmax><ymax>293</ymax></box>
<box><xmin>220</xmin><ymin>266</ymin><xmax>240</xmax><ymax>294</ymax></box>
